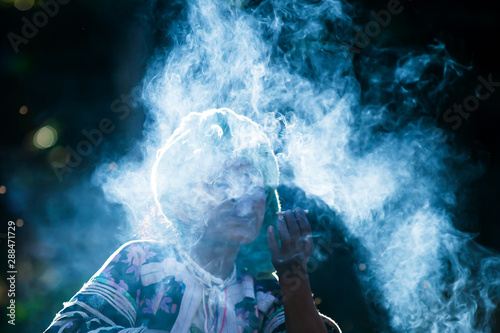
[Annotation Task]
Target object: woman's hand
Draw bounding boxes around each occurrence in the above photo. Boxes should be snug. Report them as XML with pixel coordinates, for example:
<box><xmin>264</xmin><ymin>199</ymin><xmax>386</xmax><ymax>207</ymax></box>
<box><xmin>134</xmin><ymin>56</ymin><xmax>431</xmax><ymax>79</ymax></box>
<box><xmin>267</xmin><ymin>207</ymin><xmax>313</xmax><ymax>277</ymax></box>
<box><xmin>267</xmin><ymin>208</ymin><xmax>329</xmax><ymax>333</ymax></box>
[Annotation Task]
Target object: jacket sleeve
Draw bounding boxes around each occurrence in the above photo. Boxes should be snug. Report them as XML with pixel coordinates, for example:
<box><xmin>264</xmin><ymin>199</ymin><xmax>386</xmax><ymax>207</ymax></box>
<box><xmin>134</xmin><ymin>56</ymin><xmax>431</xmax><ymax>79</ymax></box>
<box><xmin>44</xmin><ymin>241</ymin><xmax>151</xmax><ymax>333</ymax></box>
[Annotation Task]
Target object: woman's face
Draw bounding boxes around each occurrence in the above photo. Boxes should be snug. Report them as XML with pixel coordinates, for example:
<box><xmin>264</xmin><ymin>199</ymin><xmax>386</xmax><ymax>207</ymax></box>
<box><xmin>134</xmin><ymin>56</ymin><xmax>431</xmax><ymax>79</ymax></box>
<box><xmin>200</xmin><ymin>160</ymin><xmax>267</xmax><ymax>246</ymax></box>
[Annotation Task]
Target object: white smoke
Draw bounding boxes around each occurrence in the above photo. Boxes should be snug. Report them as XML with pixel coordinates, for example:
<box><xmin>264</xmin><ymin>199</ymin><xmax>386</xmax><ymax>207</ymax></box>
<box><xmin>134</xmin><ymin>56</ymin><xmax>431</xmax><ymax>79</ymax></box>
<box><xmin>93</xmin><ymin>0</ymin><xmax>500</xmax><ymax>331</ymax></box>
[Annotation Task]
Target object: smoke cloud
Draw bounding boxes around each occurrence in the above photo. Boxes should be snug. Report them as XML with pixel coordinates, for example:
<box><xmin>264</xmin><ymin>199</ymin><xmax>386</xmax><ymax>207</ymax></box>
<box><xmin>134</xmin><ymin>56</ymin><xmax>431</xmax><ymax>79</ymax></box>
<box><xmin>91</xmin><ymin>0</ymin><xmax>500</xmax><ymax>331</ymax></box>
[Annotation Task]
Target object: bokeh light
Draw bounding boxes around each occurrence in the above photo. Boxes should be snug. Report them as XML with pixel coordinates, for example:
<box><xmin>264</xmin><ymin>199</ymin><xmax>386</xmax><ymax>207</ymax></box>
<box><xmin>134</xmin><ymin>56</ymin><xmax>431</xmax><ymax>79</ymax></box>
<box><xmin>19</xmin><ymin>105</ymin><xmax>28</xmax><ymax>115</ymax></box>
<box><xmin>14</xmin><ymin>0</ymin><xmax>33</xmax><ymax>10</ymax></box>
<box><xmin>0</xmin><ymin>186</ymin><xmax>6</xmax><ymax>194</ymax></box>
<box><xmin>33</xmin><ymin>125</ymin><xmax>58</xmax><ymax>149</ymax></box>
<box><xmin>16</xmin><ymin>219</ymin><xmax>24</xmax><ymax>227</ymax></box>
<box><xmin>48</xmin><ymin>146</ymin><xmax>69</xmax><ymax>165</ymax></box>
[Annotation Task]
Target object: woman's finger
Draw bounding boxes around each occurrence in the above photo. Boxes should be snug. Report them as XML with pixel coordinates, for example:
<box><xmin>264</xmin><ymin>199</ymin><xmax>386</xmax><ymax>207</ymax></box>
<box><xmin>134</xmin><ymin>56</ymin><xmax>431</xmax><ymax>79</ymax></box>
<box><xmin>276</xmin><ymin>216</ymin><xmax>291</xmax><ymax>251</ymax></box>
<box><xmin>295</xmin><ymin>207</ymin><xmax>312</xmax><ymax>238</ymax></box>
<box><xmin>267</xmin><ymin>226</ymin><xmax>280</xmax><ymax>257</ymax></box>
<box><xmin>284</xmin><ymin>209</ymin><xmax>300</xmax><ymax>247</ymax></box>
<box><xmin>295</xmin><ymin>207</ymin><xmax>314</xmax><ymax>253</ymax></box>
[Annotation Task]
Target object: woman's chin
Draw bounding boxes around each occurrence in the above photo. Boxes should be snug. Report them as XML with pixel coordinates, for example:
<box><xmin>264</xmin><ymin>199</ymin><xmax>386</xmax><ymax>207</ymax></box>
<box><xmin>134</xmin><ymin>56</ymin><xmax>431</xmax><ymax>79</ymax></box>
<box><xmin>203</xmin><ymin>214</ymin><xmax>263</xmax><ymax>245</ymax></box>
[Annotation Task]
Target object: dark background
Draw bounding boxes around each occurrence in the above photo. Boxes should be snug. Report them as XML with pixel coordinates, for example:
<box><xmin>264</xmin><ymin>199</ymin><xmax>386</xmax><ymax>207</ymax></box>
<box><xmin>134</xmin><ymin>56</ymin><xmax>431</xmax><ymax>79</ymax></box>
<box><xmin>1</xmin><ymin>0</ymin><xmax>499</xmax><ymax>332</ymax></box>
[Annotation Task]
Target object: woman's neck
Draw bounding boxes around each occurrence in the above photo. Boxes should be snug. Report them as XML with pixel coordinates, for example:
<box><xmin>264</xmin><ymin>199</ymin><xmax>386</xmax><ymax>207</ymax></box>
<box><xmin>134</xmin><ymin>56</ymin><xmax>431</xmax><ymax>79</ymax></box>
<box><xmin>187</xmin><ymin>239</ymin><xmax>240</xmax><ymax>280</ymax></box>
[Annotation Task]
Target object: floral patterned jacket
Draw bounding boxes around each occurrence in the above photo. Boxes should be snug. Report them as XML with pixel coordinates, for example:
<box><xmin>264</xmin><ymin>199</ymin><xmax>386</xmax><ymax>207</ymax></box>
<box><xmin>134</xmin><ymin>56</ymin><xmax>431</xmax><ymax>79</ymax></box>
<box><xmin>45</xmin><ymin>240</ymin><xmax>341</xmax><ymax>333</ymax></box>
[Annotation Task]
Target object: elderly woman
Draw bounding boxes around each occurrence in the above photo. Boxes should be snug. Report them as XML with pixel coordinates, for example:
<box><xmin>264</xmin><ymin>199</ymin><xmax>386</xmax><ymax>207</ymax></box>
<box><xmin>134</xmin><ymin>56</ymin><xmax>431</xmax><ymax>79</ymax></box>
<box><xmin>45</xmin><ymin>108</ymin><xmax>341</xmax><ymax>333</ymax></box>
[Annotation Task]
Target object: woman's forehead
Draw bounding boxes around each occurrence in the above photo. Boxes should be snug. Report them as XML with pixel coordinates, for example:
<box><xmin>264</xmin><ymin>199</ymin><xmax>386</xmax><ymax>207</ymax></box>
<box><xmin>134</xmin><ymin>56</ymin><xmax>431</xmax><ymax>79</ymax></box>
<box><xmin>203</xmin><ymin>158</ymin><xmax>261</xmax><ymax>181</ymax></box>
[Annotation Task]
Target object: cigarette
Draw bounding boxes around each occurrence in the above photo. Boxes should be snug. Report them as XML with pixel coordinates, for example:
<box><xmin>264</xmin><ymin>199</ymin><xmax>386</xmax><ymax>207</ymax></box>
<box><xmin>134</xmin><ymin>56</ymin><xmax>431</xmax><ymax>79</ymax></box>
<box><xmin>276</xmin><ymin>210</ymin><xmax>308</xmax><ymax>215</ymax></box>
